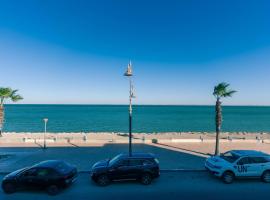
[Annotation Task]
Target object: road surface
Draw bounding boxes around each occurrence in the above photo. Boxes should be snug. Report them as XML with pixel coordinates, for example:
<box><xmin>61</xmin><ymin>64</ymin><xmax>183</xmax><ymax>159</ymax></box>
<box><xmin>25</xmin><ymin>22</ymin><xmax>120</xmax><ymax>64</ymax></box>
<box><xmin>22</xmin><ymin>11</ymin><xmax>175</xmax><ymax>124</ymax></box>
<box><xmin>0</xmin><ymin>171</ymin><xmax>269</xmax><ymax>200</ymax></box>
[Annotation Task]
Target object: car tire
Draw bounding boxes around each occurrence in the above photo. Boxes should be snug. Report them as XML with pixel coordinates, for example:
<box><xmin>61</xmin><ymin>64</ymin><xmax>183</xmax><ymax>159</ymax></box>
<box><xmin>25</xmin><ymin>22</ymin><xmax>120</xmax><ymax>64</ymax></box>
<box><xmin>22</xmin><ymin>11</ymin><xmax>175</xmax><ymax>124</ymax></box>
<box><xmin>261</xmin><ymin>170</ymin><xmax>270</xmax><ymax>183</ymax></box>
<box><xmin>46</xmin><ymin>185</ymin><xmax>59</xmax><ymax>196</ymax></box>
<box><xmin>222</xmin><ymin>171</ymin><xmax>235</xmax><ymax>184</ymax></box>
<box><xmin>140</xmin><ymin>173</ymin><xmax>152</xmax><ymax>185</ymax></box>
<box><xmin>2</xmin><ymin>183</ymin><xmax>16</xmax><ymax>194</ymax></box>
<box><xmin>96</xmin><ymin>175</ymin><xmax>110</xmax><ymax>186</ymax></box>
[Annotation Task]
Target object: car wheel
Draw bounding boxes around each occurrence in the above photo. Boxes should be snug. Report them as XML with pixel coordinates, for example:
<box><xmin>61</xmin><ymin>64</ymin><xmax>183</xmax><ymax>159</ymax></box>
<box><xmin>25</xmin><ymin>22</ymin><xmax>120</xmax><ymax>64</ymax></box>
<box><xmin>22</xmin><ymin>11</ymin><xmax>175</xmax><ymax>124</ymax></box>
<box><xmin>96</xmin><ymin>175</ymin><xmax>110</xmax><ymax>186</ymax></box>
<box><xmin>2</xmin><ymin>183</ymin><xmax>16</xmax><ymax>194</ymax></box>
<box><xmin>46</xmin><ymin>185</ymin><xmax>59</xmax><ymax>196</ymax></box>
<box><xmin>141</xmin><ymin>173</ymin><xmax>152</xmax><ymax>185</ymax></box>
<box><xmin>222</xmin><ymin>171</ymin><xmax>235</xmax><ymax>184</ymax></box>
<box><xmin>262</xmin><ymin>171</ymin><xmax>270</xmax><ymax>183</ymax></box>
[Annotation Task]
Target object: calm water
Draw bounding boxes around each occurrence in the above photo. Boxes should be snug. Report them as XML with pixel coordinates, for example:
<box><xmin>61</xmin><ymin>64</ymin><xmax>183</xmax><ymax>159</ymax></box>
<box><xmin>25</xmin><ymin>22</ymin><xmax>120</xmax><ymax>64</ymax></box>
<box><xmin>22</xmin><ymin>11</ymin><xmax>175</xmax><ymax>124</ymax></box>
<box><xmin>2</xmin><ymin>105</ymin><xmax>270</xmax><ymax>133</ymax></box>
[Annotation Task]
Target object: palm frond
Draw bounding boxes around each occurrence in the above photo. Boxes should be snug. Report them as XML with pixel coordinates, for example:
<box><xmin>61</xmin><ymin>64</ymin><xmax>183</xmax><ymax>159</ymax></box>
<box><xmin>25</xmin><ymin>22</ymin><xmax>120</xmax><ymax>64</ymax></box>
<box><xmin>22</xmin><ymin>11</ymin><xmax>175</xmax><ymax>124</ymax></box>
<box><xmin>0</xmin><ymin>87</ymin><xmax>23</xmax><ymax>104</ymax></box>
<box><xmin>11</xmin><ymin>94</ymin><xmax>23</xmax><ymax>102</ymax></box>
<box><xmin>10</xmin><ymin>89</ymin><xmax>19</xmax><ymax>96</ymax></box>
<box><xmin>222</xmin><ymin>90</ymin><xmax>237</xmax><ymax>97</ymax></box>
<box><xmin>0</xmin><ymin>87</ymin><xmax>13</xmax><ymax>97</ymax></box>
<box><xmin>213</xmin><ymin>82</ymin><xmax>236</xmax><ymax>98</ymax></box>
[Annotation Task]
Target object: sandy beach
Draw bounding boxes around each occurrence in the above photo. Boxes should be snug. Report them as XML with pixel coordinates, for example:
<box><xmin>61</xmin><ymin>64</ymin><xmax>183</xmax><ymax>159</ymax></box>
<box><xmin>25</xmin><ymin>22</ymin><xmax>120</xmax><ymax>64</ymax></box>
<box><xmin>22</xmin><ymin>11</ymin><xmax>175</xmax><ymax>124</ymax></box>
<box><xmin>1</xmin><ymin>132</ymin><xmax>270</xmax><ymax>142</ymax></box>
<box><xmin>1</xmin><ymin>132</ymin><xmax>270</xmax><ymax>154</ymax></box>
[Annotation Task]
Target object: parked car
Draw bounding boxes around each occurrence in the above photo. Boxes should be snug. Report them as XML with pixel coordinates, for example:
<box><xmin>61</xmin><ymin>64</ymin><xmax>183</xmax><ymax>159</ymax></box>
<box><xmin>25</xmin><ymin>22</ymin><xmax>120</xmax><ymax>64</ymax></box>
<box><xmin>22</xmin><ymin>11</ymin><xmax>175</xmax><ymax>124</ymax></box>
<box><xmin>205</xmin><ymin>150</ymin><xmax>270</xmax><ymax>184</ymax></box>
<box><xmin>2</xmin><ymin>160</ymin><xmax>77</xmax><ymax>195</ymax></box>
<box><xmin>91</xmin><ymin>153</ymin><xmax>160</xmax><ymax>186</ymax></box>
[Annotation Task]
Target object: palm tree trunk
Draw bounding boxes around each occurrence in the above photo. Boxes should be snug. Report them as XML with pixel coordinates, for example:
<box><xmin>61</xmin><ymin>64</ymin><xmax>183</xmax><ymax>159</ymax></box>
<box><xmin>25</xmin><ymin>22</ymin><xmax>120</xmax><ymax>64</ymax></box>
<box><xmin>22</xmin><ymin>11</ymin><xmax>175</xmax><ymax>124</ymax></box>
<box><xmin>215</xmin><ymin>98</ymin><xmax>222</xmax><ymax>155</ymax></box>
<box><xmin>0</xmin><ymin>105</ymin><xmax>4</xmax><ymax>137</ymax></box>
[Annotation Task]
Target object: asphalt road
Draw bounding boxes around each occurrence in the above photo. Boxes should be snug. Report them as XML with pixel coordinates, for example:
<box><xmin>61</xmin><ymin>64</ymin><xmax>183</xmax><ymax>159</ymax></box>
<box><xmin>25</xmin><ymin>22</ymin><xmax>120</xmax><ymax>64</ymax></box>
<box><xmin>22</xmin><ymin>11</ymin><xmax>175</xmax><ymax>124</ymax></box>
<box><xmin>0</xmin><ymin>172</ymin><xmax>269</xmax><ymax>200</ymax></box>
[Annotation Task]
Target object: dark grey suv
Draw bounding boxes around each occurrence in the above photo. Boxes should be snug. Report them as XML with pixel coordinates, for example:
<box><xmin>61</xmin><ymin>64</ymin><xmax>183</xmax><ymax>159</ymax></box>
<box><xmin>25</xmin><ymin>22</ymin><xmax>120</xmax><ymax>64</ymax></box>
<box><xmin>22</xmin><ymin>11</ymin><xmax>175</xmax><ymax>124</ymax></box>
<box><xmin>91</xmin><ymin>153</ymin><xmax>160</xmax><ymax>186</ymax></box>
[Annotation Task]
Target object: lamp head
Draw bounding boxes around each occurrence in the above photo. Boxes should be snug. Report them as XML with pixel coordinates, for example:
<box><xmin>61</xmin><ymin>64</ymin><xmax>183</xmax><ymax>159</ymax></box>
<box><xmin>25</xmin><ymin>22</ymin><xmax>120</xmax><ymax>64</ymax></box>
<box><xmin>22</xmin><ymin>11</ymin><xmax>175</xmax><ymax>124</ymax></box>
<box><xmin>124</xmin><ymin>61</ymin><xmax>132</xmax><ymax>76</ymax></box>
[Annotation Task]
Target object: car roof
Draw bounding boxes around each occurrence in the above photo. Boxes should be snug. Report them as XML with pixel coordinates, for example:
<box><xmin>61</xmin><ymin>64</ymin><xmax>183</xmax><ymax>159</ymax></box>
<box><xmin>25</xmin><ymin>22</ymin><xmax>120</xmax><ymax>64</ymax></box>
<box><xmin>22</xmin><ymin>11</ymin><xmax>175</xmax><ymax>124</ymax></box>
<box><xmin>231</xmin><ymin>150</ymin><xmax>269</xmax><ymax>157</ymax></box>
<box><xmin>118</xmin><ymin>153</ymin><xmax>156</xmax><ymax>159</ymax></box>
<box><xmin>32</xmin><ymin>160</ymin><xmax>66</xmax><ymax>168</ymax></box>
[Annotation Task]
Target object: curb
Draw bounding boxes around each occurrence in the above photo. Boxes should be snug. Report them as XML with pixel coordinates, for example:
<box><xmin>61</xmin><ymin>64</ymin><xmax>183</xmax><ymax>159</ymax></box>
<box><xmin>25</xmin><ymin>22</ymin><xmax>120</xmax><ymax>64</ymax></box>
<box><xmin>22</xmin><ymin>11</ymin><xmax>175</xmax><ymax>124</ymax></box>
<box><xmin>0</xmin><ymin>169</ymin><xmax>206</xmax><ymax>175</ymax></box>
<box><xmin>160</xmin><ymin>169</ymin><xmax>206</xmax><ymax>172</ymax></box>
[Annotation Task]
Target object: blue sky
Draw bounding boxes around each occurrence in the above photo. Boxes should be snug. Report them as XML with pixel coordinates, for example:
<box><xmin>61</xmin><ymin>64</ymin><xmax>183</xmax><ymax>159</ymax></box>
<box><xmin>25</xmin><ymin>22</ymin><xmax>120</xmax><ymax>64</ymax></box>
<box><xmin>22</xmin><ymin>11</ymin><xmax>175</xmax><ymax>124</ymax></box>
<box><xmin>0</xmin><ymin>0</ymin><xmax>270</xmax><ymax>105</ymax></box>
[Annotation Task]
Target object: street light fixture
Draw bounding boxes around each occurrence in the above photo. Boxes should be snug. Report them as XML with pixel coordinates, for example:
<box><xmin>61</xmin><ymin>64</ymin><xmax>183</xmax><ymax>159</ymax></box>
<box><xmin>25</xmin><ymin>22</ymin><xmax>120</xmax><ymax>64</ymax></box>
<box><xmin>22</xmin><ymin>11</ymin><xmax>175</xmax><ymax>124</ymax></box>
<box><xmin>43</xmin><ymin>118</ymin><xmax>48</xmax><ymax>149</ymax></box>
<box><xmin>124</xmin><ymin>61</ymin><xmax>135</xmax><ymax>157</ymax></box>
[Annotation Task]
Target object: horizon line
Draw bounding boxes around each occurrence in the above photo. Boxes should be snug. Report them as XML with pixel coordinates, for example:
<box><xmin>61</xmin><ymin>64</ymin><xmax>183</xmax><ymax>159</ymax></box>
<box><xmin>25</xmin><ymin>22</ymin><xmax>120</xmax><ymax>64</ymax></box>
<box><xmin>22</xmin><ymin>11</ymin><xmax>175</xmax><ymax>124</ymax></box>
<box><xmin>5</xmin><ymin>103</ymin><xmax>270</xmax><ymax>107</ymax></box>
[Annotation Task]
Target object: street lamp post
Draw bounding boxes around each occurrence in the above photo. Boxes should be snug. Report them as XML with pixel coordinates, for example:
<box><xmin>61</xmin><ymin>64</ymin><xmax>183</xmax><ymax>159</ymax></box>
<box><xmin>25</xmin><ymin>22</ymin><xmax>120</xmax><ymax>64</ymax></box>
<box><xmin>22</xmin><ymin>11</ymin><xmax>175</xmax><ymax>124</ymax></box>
<box><xmin>43</xmin><ymin>118</ymin><xmax>48</xmax><ymax>149</ymax></box>
<box><xmin>124</xmin><ymin>61</ymin><xmax>134</xmax><ymax>157</ymax></box>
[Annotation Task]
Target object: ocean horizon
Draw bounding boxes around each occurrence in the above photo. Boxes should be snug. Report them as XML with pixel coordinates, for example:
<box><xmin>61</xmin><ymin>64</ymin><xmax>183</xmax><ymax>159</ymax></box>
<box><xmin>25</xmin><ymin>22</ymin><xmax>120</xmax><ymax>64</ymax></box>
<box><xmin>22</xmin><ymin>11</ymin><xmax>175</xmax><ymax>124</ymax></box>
<box><xmin>2</xmin><ymin>104</ymin><xmax>270</xmax><ymax>133</ymax></box>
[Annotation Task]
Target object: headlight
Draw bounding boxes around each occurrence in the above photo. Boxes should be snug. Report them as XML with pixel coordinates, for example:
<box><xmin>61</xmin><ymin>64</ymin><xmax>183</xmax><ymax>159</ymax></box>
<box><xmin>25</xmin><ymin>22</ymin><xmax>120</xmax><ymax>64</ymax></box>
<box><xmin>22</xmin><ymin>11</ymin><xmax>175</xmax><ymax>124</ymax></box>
<box><xmin>213</xmin><ymin>165</ymin><xmax>222</xmax><ymax>169</ymax></box>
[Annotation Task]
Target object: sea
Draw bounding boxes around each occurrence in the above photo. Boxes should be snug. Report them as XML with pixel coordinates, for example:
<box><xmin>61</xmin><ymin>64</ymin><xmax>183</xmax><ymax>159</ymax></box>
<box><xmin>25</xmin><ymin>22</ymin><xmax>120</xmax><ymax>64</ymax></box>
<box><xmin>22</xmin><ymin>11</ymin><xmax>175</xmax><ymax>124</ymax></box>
<box><xmin>2</xmin><ymin>105</ymin><xmax>270</xmax><ymax>133</ymax></box>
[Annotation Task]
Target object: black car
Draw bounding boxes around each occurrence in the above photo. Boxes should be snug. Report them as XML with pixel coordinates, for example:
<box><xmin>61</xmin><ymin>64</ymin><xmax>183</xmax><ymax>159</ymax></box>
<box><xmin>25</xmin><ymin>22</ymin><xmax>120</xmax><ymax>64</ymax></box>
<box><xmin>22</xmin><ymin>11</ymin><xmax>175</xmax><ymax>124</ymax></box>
<box><xmin>91</xmin><ymin>153</ymin><xmax>160</xmax><ymax>186</ymax></box>
<box><xmin>2</xmin><ymin>160</ymin><xmax>77</xmax><ymax>195</ymax></box>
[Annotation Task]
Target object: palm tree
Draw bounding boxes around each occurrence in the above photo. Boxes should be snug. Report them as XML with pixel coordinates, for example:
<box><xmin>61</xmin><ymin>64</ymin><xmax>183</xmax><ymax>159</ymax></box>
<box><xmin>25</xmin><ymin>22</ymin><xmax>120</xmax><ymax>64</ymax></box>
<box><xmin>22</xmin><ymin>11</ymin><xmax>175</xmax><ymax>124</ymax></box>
<box><xmin>213</xmin><ymin>82</ymin><xmax>236</xmax><ymax>155</ymax></box>
<box><xmin>0</xmin><ymin>87</ymin><xmax>23</xmax><ymax>136</ymax></box>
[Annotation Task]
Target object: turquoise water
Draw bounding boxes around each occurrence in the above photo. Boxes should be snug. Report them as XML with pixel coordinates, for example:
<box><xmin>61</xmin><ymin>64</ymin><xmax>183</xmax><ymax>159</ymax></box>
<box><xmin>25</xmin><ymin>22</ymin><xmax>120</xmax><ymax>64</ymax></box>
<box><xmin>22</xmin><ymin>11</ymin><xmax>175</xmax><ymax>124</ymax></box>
<box><xmin>2</xmin><ymin>105</ymin><xmax>270</xmax><ymax>133</ymax></box>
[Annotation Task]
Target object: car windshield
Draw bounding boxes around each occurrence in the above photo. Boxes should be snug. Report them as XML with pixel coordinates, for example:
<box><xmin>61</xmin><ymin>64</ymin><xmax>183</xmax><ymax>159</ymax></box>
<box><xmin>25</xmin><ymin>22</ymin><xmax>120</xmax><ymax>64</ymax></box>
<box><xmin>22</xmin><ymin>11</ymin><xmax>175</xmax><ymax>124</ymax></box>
<box><xmin>220</xmin><ymin>151</ymin><xmax>240</xmax><ymax>163</ymax></box>
<box><xmin>109</xmin><ymin>155</ymin><xmax>122</xmax><ymax>167</ymax></box>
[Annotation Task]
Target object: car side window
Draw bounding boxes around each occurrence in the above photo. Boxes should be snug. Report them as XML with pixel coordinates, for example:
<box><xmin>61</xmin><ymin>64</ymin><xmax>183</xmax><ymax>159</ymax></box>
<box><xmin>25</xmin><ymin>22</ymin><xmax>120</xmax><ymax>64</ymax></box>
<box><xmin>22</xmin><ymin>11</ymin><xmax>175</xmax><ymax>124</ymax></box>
<box><xmin>237</xmin><ymin>157</ymin><xmax>250</xmax><ymax>165</ymax></box>
<box><xmin>250</xmin><ymin>157</ymin><xmax>268</xmax><ymax>164</ymax></box>
<box><xmin>129</xmin><ymin>159</ymin><xmax>143</xmax><ymax>167</ymax></box>
<box><xmin>23</xmin><ymin>168</ymin><xmax>38</xmax><ymax>177</ymax></box>
<box><xmin>36</xmin><ymin>168</ymin><xmax>52</xmax><ymax>177</ymax></box>
<box><xmin>115</xmin><ymin>159</ymin><xmax>128</xmax><ymax>167</ymax></box>
<box><xmin>142</xmin><ymin>160</ymin><xmax>153</xmax><ymax>166</ymax></box>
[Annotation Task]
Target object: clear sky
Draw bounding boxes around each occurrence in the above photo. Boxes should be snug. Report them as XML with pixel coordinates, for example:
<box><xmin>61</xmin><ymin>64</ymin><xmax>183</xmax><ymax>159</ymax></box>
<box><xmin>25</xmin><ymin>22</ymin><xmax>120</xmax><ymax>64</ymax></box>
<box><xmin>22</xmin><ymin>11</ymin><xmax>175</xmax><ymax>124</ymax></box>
<box><xmin>0</xmin><ymin>0</ymin><xmax>270</xmax><ymax>105</ymax></box>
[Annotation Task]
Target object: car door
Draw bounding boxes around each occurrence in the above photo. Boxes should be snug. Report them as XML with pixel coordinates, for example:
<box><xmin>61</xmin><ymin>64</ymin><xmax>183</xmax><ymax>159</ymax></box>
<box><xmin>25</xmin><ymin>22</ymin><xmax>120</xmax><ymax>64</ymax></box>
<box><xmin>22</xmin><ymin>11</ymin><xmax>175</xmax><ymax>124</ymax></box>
<box><xmin>18</xmin><ymin>168</ymin><xmax>39</xmax><ymax>189</ymax></box>
<box><xmin>235</xmin><ymin>157</ymin><xmax>253</xmax><ymax>177</ymax></box>
<box><xmin>249</xmin><ymin>157</ymin><xmax>269</xmax><ymax>177</ymax></box>
<box><xmin>108</xmin><ymin>159</ymin><xmax>129</xmax><ymax>180</ymax></box>
<box><xmin>35</xmin><ymin>168</ymin><xmax>54</xmax><ymax>187</ymax></box>
<box><xmin>127</xmin><ymin>159</ymin><xmax>143</xmax><ymax>179</ymax></box>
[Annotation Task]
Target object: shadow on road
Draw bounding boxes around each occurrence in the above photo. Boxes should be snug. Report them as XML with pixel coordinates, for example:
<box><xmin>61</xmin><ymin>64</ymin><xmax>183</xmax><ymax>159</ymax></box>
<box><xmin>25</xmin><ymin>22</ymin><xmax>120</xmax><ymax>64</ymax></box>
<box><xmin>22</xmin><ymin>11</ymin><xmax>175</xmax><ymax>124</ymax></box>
<box><xmin>0</xmin><ymin>143</ymin><xmax>206</xmax><ymax>172</ymax></box>
<box><xmin>155</xmin><ymin>142</ymin><xmax>212</xmax><ymax>156</ymax></box>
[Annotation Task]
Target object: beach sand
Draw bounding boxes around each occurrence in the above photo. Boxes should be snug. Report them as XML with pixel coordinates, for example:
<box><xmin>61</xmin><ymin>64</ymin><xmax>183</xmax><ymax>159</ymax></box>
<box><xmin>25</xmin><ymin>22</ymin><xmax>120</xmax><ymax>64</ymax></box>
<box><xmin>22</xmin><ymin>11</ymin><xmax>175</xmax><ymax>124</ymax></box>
<box><xmin>0</xmin><ymin>132</ymin><xmax>269</xmax><ymax>154</ymax></box>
